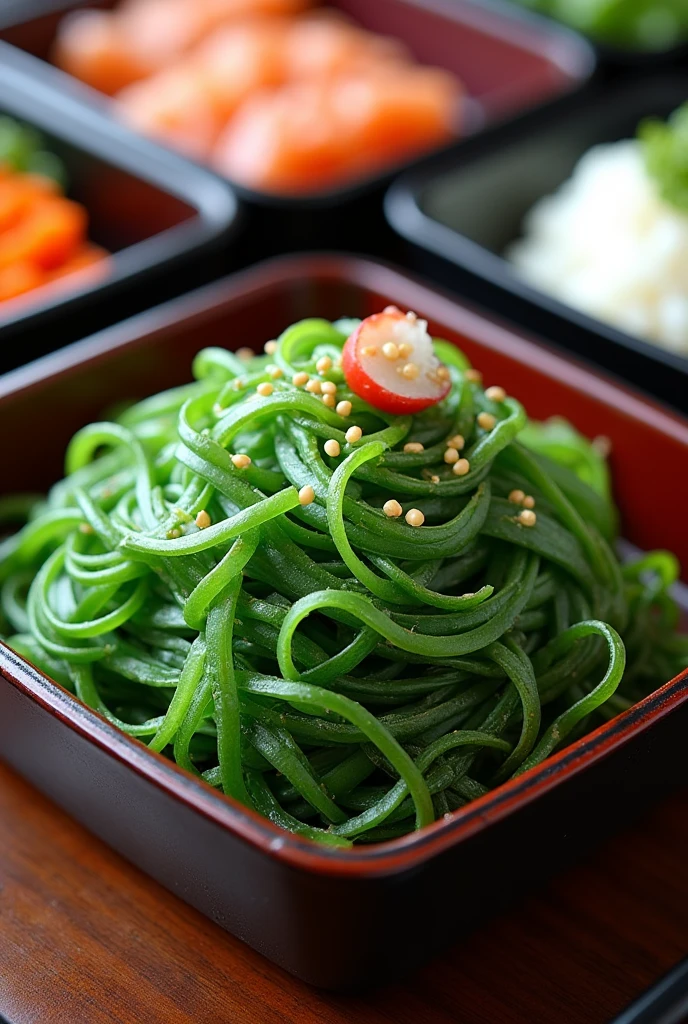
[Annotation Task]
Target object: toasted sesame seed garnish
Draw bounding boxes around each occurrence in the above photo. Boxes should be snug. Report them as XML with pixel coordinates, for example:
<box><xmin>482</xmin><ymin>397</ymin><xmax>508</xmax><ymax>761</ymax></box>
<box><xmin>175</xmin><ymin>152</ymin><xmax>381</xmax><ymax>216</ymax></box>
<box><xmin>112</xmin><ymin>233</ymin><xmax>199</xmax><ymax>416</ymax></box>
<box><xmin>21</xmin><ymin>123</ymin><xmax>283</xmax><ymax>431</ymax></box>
<box><xmin>79</xmin><ymin>522</ymin><xmax>94</xmax><ymax>535</ymax></box>
<box><xmin>384</xmin><ymin>305</ymin><xmax>401</xmax><ymax>314</ymax></box>
<box><xmin>477</xmin><ymin>412</ymin><xmax>496</xmax><ymax>430</ymax></box>
<box><xmin>324</xmin><ymin>439</ymin><xmax>341</xmax><ymax>458</ymax></box>
<box><xmin>316</xmin><ymin>356</ymin><xmax>332</xmax><ymax>374</ymax></box>
<box><xmin>452</xmin><ymin>458</ymin><xmax>470</xmax><ymax>477</ymax></box>
<box><xmin>403</xmin><ymin>442</ymin><xmax>425</xmax><ymax>453</ymax></box>
<box><xmin>522</xmin><ymin>495</ymin><xmax>535</xmax><ymax>509</ymax></box>
<box><xmin>321</xmin><ymin>381</ymin><xmax>337</xmax><ymax>395</ymax></box>
<box><xmin>444</xmin><ymin>447</ymin><xmax>459</xmax><ymax>465</ymax></box>
<box><xmin>382</xmin><ymin>342</ymin><xmax>399</xmax><ymax>360</ymax></box>
<box><xmin>195</xmin><ymin>510</ymin><xmax>211</xmax><ymax>530</ymax></box>
<box><xmin>264</xmin><ymin>340</ymin><xmax>278</xmax><ymax>356</ymax></box>
<box><xmin>518</xmin><ymin>509</ymin><xmax>537</xmax><ymax>527</ymax></box>
<box><xmin>383</xmin><ymin>499</ymin><xmax>403</xmax><ymax>518</ymax></box>
<box><xmin>401</xmin><ymin>362</ymin><xmax>419</xmax><ymax>380</ymax></box>
<box><xmin>485</xmin><ymin>385</ymin><xmax>506</xmax><ymax>403</ymax></box>
<box><xmin>436</xmin><ymin>366</ymin><xmax>450</xmax><ymax>382</ymax></box>
<box><xmin>213</xmin><ymin>402</ymin><xmax>225</xmax><ymax>416</ymax></box>
<box><xmin>231</xmin><ymin>453</ymin><xmax>251</xmax><ymax>469</ymax></box>
<box><xmin>362</xmin><ymin>345</ymin><xmax>377</xmax><ymax>357</ymax></box>
<box><xmin>405</xmin><ymin>508</ymin><xmax>425</xmax><ymax>527</ymax></box>
<box><xmin>405</xmin><ymin>310</ymin><xmax>418</xmax><ymax>322</ymax></box>
<box><xmin>345</xmin><ymin>426</ymin><xmax>363</xmax><ymax>444</ymax></box>
<box><xmin>431</xmin><ymin>474</ymin><xmax>440</xmax><ymax>484</ymax></box>
<box><xmin>336</xmin><ymin>400</ymin><xmax>352</xmax><ymax>417</ymax></box>
<box><xmin>236</xmin><ymin>347</ymin><xmax>254</xmax><ymax>361</ymax></box>
<box><xmin>447</xmin><ymin>434</ymin><xmax>465</xmax><ymax>450</ymax></box>
<box><xmin>299</xmin><ymin>485</ymin><xmax>315</xmax><ymax>506</ymax></box>
<box><xmin>292</xmin><ymin>371</ymin><xmax>309</xmax><ymax>386</ymax></box>
<box><xmin>268</xmin><ymin>365</ymin><xmax>283</xmax><ymax>379</ymax></box>
<box><xmin>322</xmin><ymin>393</ymin><xmax>336</xmax><ymax>408</ymax></box>
<box><xmin>257</xmin><ymin>382</ymin><xmax>274</xmax><ymax>397</ymax></box>
<box><xmin>305</xmin><ymin>378</ymin><xmax>322</xmax><ymax>394</ymax></box>
<box><xmin>167</xmin><ymin>527</ymin><xmax>181</xmax><ymax>539</ymax></box>
<box><xmin>508</xmin><ymin>489</ymin><xmax>526</xmax><ymax>505</ymax></box>
<box><xmin>592</xmin><ymin>435</ymin><xmax>612</xmax><ymax>457</ymax></box>
<box><xmin>232</xmin><ymin>378</ymin><xmax>244</xmax><ymax>390</ymax></box>
<box><xmin>398</xmin><ymin>342</ymin><xmax>413</xmax><ymax>359</ymax></box>
<box><xmin>465</xmin><ymin>369</ymin><xmax>483</xmax><ymax>383</ymax></box>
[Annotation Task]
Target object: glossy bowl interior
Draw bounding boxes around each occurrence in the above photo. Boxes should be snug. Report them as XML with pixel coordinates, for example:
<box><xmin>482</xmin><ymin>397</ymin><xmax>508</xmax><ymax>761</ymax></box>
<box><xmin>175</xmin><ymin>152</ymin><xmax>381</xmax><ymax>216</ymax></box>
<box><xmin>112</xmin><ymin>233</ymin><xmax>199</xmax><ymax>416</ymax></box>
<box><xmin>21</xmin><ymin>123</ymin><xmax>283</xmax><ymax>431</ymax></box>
<box><xmin>0</xmin><ymin>0</ymin><xmax>595</xmax><ymax>209</ymax></box>
<box><xmin>1</xmin><ymin>254</ymin><xmax>687</xmax><ymax>989</ymax></box>
<box><xmin>385</xmin><ymin>72</ymin><xmax>688</xmax><ymax>413</ymax></box>
<box><xmin>0</xmin><ymin>43</ymin><xmax>238</xmax><ymax>363</ymax></box>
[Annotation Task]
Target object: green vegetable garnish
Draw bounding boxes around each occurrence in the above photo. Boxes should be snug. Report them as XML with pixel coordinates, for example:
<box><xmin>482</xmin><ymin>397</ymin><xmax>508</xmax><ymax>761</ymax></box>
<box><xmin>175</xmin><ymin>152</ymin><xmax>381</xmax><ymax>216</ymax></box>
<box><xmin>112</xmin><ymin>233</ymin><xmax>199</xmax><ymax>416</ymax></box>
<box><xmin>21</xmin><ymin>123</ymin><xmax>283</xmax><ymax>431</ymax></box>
<box><xmin>640</xmin><ymin>103</ymin><xmax>688</xmax><ymax>215</ymax></box>
<box><xmin>1</xmin><ymin>318</ymin><xmax>686</xmax><ymax>844</ymax></box>
<box><xmin>0</xmin><ymin>115</ymin><xmax>67</xmax><ymax>187</ymax></box>
<box><xmin>511</xmin><ymin>0</ymin><xmax>688</xmax><ymax>50</ymax></box>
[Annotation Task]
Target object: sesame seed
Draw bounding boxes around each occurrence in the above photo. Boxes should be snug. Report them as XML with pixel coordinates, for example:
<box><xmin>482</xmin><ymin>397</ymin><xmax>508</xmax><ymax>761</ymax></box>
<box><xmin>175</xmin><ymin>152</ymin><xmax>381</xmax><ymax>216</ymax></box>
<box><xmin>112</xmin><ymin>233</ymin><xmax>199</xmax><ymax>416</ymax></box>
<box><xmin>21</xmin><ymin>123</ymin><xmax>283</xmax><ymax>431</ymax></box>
<box><xmin>465</xmin><ymin>369</ymin><xmax>483</xmax><ymax>383</ymax></box>
<box><xmin>268</xmin><ymin>365</ymin><xmax>283</xmax><ymax>379</ymax></box>
<box><xmin>522</xmin><ymin>495</ymin><xmax>535</xmax><ymax>509</ymax></box>
<box><xmin>316</xmin><ymin>356</ymin><xmax>332</xmax><ymax>374</ymax></box>
<box><xmin>518</xmin><ymin>510</ymin><xmax>537</xmax><ymax>527</ymax></box>
<box><xmin>321</xmin><ymin>381</ymin><xmax>337</xmax><ymax>395</ymax></box>
<box><xmin>231</xmin><ymin>453</ymin><xmax>251</xmax><ymax>469</ymax></box>
<box><xmin>447</xmin><ymin>434</ymin><xmax>465</xmax><ymax>450</ymax></box>
<box><xmin>232</xmin><ymin>378</ymin><xmax>244</xmax><ymax>390</ymax></box>
<box><xmin>322</xmin><ymin>393</ymin><xmax>336</xmax><ymax>408</ymax></box>
<box><xmin>236</xmin><ymin>347</ymin><xmax>254</xmax><ymax>361</ymax></box>
<box><xmin>167</xmin><ymin>527</ymin><xmax>181</xmax><ymax>539</ymax></box>
<box><xmin>324</xmin><ymin>439</ymin><xmax>341</xmax><ymax>458</ymax></box>
<box><xmin>382</xmin><ymin>342</ymin><xmax>399</xmax><ymax>361</ymax></box>
<box><xmin>345</xmin><ymin>426</ymin><xmax>363</xmax><ymax>444</ymax></box>
<box><xmin>405</xmin><ymin>508</ymin><xmax>425</xmax><ymax>527</ymax></box>
<box><xmin>195</xmin><ymin>510</ymin><xmax>211</xmax><ymax>530</ymax></box>
<box><xmin>383</xmin><ymin>499</ymin><xmax>403</xmax><ymax>518</ymax></box>
<box><xmin>485</xmin><ymin>386</ymin><xmax>506</xmax><ymax>403</ymax></box>
<box><xmin>401</xmin><ymin>362</ymin><xmax>419</xmax><ymax>380</ymax></box>
<box><xmin>431</xmin><ymin>475</ymin><xmax>440</xmax><ymax>484</ymax></box>
<box><xmin>398</xmin><ymin>342</ymin><xmax>413</xmax><ymax>359</ymax></box>
<box><xmin>292</xmin><ymin>371</ymin><xmax>309</xmax><ymax>386</ymax></box>
<box><xmin>257</xmin><ymin>382</ymin><xmax>274</xmax><ymax>397</ymax></box>
<box><xmin>404</xmin><ymin>442</ymin><xmax>425</xmax><ymax>453</ymax></box>
<box><xmin>305</xmin><ymin>378</ymin><xmax>322</xmax><ymax>395</ymax></box>
<box><xmin>452</xmin><ymin>458</ymin><xmax>470</xmax><ymax>477</ymax></box>
<box><xmin>362</xmin><ymin>346</ymin><xmax>377</xmax><ymax>357</ymax></box>
<box><xmin>384</xmin><ymin>305</ymin><xmax>401</xmax><ymax>314</ymax></box>
<box><xmin>508</xmin><ymin>489</ymin><xmax>526</xmax><ymax>505</ymax></box>
<box><xmin>264</xmin><ymin>340</ymin><xmax>278</xmax><ymax>355</ymax></box>
<box><xmin>298</xmin><ymin>485</ymin><xmax>315</xmax><ymax>506</ymax></box>
<box><xmin>79</xmin><ymin>522</ymin><xmax>94</xmax><ymax>535</ymax></box>
<box><xmin>436</xmin><ymin>366</ymin><xmax>450</xmax><ymax>382</ymax></box>
<box><xmin>405</xmin><ymin>310</ymin><xmax>418</xmax><ymax>322</ymax></box>
<box><xmin>477</xmin><ymin>412</ymin><xmax>496</xmax><ymax>431</ymax></box>
<box><xmin>444</xmin><ymin>447</ymin><xmax>459</xmax><ymax>465</ymax></box>
<box><xmin>213</xmin><ymin>402</ymin><xmax>224</xmax><ymax>416</ymax></box>
<box><xmin>336</xmin><ymin>400</ymin><xmax>352</xmax><ymax>417</ymax></box>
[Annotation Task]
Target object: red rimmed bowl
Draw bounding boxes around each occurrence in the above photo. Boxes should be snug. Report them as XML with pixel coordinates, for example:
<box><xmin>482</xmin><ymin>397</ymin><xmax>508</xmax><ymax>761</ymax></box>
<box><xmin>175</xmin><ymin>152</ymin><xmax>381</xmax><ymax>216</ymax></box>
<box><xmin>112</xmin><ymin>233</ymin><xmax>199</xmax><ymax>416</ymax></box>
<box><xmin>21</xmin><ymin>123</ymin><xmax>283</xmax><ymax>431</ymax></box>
<box><xmin>1</xmin><ymin>254</ymin><xmax>687</xmax><ymax>990</ymax></box>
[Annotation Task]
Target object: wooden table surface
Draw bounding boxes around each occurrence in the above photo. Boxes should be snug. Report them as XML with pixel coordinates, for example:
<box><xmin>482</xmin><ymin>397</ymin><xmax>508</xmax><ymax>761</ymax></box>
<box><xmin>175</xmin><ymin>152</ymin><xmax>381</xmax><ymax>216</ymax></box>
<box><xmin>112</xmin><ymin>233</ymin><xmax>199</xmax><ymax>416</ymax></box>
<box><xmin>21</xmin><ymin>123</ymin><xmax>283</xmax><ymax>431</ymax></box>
<box><xmin>0</xmin><ymin>760</ymin><xmax>686</xmax><ymax>1024</ymax></box>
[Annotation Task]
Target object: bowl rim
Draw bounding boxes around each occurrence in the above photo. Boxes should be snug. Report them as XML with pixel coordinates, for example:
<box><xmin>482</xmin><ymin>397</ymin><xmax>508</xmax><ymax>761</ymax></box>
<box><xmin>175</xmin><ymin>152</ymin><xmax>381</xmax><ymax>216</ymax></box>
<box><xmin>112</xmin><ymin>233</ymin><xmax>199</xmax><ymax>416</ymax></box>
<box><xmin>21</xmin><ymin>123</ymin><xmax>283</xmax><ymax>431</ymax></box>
<box><xmin>2</xmin><ymin>251</ymin><xmax>688</xmax><ymax>879</ymax></box>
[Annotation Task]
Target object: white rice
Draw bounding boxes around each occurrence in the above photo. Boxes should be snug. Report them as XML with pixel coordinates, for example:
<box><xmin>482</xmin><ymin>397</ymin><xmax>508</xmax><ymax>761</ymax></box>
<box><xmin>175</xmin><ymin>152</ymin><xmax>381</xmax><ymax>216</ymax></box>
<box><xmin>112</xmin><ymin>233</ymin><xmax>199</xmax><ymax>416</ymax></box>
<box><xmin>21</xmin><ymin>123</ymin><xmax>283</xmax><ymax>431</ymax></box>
<box><xmin>508</xmin><ymin>139</ymin><xmax>688</xmax><ymax>354</ymax></box>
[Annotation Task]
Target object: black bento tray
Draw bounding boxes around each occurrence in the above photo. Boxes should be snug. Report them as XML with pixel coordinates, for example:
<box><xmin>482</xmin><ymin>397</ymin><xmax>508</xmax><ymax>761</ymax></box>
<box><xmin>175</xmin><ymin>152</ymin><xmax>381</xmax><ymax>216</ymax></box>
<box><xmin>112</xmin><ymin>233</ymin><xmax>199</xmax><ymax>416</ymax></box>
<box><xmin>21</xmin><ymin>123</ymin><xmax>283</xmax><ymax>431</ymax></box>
<box><xmin>0</xmin><ymin>0</ymin><xmax>595</xmax><ymax>257</ymax></box>
<box><xmin>385</xmin><ymin>71</ymin><xmax>688</xmax><ymax>415</ymax></box>
<box><xmin>0</xmin><ymin>41</ymin><xmax>238</xmax><ymax>368</ymax></box>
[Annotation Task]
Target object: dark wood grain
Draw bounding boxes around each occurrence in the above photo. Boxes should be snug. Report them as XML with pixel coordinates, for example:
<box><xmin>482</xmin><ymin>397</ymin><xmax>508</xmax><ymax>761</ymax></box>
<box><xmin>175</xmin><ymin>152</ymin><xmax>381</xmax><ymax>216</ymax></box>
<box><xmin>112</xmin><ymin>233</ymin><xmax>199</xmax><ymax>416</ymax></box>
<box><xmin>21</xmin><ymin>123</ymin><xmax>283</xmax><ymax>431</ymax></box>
<box><xmin>0</xmin><ymin>761</ymin><xmax>686</xmax><ymax>1024</ymax></box>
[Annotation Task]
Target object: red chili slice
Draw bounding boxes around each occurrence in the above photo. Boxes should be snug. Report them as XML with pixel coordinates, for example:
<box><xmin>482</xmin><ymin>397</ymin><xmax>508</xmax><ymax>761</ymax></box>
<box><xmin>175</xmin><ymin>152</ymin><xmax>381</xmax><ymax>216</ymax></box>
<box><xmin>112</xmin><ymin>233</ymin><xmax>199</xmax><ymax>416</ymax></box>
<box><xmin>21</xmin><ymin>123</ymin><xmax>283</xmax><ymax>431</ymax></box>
<box><xmin>341</xmin><ymin>306</ymin><xmax>451</xmax><ymax>414</ymax></box>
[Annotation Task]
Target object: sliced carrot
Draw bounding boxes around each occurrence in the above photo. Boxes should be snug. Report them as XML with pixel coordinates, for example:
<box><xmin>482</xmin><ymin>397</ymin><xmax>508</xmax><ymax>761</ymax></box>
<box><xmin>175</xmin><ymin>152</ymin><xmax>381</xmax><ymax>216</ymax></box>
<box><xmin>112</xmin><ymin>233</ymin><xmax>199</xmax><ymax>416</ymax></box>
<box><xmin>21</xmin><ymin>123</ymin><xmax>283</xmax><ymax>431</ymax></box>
<box><xmin>0</xmin><ymin>196</ymin><xmax>86</xmax><ymax>272</ymax></box>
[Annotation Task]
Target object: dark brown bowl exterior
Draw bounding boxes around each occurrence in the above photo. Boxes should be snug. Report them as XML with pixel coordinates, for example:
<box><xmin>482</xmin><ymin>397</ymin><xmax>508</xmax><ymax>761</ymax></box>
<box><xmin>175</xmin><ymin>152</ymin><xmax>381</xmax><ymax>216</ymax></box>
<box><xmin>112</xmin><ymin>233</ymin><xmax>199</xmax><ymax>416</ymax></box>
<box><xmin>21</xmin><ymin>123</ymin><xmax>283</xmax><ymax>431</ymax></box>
<box><xmin>0</xmin><ymin>0</ymin><xmax>595</xmax><ymax>255</ymax></box>
<box><xmin>1</xmin><ymin>255</ymin><xmax>687</xmax><ymax>990</ymax></box>
<box><xmin>0</xmin><ymin>43</ymin><xmax>238</xmax><ymax>366</ymax></box>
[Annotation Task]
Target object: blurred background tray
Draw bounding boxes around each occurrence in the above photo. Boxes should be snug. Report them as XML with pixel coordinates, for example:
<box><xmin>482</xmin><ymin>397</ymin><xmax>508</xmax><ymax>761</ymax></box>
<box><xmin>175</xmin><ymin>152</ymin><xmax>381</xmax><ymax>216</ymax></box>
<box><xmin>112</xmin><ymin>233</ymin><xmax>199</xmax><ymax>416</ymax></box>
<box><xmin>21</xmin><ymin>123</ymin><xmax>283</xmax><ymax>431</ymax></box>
<box><xmin>386</xmin><ymin>71</ymin><xmax>688</xmax><ymax>414</ymax></box>
<box><xmin>0</xmin><ymin>42</ymin><xmax>238</xmax><ymax>370</ymax></box>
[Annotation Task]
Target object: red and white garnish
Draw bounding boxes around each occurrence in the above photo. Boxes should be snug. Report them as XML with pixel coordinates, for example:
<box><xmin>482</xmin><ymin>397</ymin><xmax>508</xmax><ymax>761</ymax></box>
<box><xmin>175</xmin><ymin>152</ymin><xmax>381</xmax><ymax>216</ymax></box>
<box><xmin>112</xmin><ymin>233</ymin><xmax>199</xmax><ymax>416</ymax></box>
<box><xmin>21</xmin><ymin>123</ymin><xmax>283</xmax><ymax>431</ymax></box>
<box><xmin>341</xmin><ymin>306</ymin><xmax>451</xmax><ymax>414</ymax></box>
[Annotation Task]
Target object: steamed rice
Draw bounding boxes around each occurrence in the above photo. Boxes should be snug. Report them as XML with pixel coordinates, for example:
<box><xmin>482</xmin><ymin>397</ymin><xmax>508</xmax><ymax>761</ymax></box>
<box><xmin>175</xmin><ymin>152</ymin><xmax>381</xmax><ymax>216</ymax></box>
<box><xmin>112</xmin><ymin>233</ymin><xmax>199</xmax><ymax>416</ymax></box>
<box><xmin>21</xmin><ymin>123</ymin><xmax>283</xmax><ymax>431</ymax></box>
<box><xmin>509</xmin><ymin>139</ymin><xmax>688</xmax><ymax>354</ymax></box>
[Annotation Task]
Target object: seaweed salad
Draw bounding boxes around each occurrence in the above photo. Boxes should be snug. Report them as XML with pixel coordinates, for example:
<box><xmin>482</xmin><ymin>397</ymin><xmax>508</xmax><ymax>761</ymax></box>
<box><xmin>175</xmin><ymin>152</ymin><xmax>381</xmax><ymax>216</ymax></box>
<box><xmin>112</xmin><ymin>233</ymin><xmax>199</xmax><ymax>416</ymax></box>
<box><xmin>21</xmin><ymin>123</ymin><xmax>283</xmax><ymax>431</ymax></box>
<box><xmin>1</xmin><ymin>308</ymin><xmax>686</xmax><ymax>846</ymax></box>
